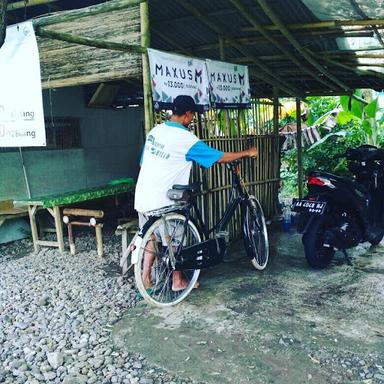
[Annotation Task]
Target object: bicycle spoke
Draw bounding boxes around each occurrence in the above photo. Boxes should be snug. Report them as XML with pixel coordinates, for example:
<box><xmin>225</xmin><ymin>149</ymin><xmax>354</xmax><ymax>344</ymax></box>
<box><xmin>135</xmin><ymin>213</ymin><xmax>201</xmax><ymax>306</ymax></box>
<box><xmin>244</xmin><ymin>197</ymin><xmax>269</xmax><ymax>270</ymax></box>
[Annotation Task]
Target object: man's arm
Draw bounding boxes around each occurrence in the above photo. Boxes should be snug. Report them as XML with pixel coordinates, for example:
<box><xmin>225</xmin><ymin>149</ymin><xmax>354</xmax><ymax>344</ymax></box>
<box><xmin>217</xmin><ymin>147</ymin><xmax>258</xmax><ymax>163</ymax></box>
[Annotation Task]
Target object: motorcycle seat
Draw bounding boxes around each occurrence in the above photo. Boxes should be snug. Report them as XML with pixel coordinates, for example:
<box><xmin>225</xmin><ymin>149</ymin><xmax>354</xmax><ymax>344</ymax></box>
<box><xmin>311</xmin><ymin>171</ymin><xmax>367</xmax><ymax>195</ymax></box>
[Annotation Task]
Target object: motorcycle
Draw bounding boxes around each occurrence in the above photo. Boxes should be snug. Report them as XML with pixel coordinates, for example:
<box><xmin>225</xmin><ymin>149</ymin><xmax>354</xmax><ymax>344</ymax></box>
<box><xmin>292</xmin><ymin>144</ymin><xmax>384</xmax><ymax>269</ymax></box>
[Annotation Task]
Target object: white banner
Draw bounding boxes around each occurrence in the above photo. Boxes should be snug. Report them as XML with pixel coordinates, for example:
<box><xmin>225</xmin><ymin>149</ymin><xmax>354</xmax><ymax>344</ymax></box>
<box><xmin>0</xmin><ymin>21</ymin><xmax>46</xmax><ymax>147</ymax></box>
<box><xmin>206</xmin><ymin>59</ymin><xmax>251</xmax><ymax>108</ymax></box>
<box><xmin>148</xmin><ymin>48</ymin><xmax>210</xmax><ymax>111</ymax></box>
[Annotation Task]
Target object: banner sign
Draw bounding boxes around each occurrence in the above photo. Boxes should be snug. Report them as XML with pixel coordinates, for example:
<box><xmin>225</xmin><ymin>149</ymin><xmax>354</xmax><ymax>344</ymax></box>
<box><xmin>206</xmin><ymin>59</ymin><xmax>251</xmax><ymax>109</ymax></box>
<box><xmin>0</xmin><ymin>21</ymin><xmax>46</xmax><ymax>147</ymax></box>
<box><xmin>148</xmin><ymin>48</ymin><xmax>210</xmax><ymax>112</ymax></box>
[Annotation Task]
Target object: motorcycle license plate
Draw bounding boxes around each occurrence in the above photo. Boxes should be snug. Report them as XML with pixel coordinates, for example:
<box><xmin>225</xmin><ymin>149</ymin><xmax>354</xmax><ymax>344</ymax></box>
<box><xmin>292</xmin><ymin>199</ymin><xmax>327</xmax><ymax>215</ymax></box>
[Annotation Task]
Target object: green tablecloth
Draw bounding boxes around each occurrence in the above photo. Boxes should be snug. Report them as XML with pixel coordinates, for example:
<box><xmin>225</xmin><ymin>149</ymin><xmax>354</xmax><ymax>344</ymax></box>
<box><xmin>14</xmin><ymin>179</ymin><xmax>135</xmax><ymax>209</ymax></box>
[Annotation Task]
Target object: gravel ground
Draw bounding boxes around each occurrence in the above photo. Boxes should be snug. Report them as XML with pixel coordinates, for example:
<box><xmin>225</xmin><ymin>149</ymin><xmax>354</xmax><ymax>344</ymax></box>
<box><xmin>0</xmin><ymin>230</ymin><xmax>200</xmax><ymax>384</ymax></box>
<box><xmin>1</xmin><ymin>229</ymin><xmax>384</xmax><ymax>383</ymax></box>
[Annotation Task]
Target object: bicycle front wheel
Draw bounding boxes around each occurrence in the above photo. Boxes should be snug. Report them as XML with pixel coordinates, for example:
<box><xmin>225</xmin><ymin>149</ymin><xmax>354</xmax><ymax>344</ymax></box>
<box><xmin>242</xmin><ymin>196</ymin><xmax>269</xmax><ymax>270</ymax></box>
<box><xmin>134</xmin><ymin>213</ymin><xmax>201</xmax><ymax>307</ymax></box>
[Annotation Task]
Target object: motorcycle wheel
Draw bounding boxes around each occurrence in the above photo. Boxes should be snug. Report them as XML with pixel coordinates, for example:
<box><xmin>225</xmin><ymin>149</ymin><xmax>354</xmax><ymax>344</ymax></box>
<box><xmin>303</xmin><ymin>215</ymin><xmax>335</xmax><ymax>269</ymax></box>
<box><xmin>370</xmin><ymin>231</ymin><xmax>384</xmax><ymax>246</ymax></box>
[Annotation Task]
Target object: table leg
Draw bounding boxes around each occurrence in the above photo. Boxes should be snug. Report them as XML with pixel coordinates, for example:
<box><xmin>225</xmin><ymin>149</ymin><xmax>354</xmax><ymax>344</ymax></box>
<box><xmin>28</xmin><ymin>205</ymin><xmax>39</xmax><ymax>252</ymax></box>
<box><xmin>95</xmin><ymin>224</ymin><xmax>103</xmax><ymax>257</ymax></box>
<box><xmin>53</xmin><ymin>206</ymin><xmax>65</xmax><ymax>252</ymax></box>
<box><xmin>67</xmin><ymin>223</ymin><xmax>76</xmax><ymax>255</ymax></box>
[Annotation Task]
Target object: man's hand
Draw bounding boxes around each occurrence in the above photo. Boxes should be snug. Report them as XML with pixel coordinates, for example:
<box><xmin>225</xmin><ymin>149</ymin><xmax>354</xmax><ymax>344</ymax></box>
<box><xmin>247</xmin><ymin>147</ymin><xmax>258</xmax><ymax>158</ymax></box>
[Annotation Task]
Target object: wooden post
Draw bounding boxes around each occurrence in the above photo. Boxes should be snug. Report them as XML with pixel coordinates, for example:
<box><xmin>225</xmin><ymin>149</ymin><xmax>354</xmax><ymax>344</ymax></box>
<box><xmin>140</xmin><ymin>0</ymin><xmax>153</xmax><ymax>134</ymax></box>
<box><xmin>296</xmin><ymin>98</ymin><xmax>303</xmax><ymax>198</ymax></box>
<box><xmin>273</xmin><ymin>87</ymin><xmax>280</xmax><ymax>214</ymax></box>
<box><xmin>273</xmin><ymin>86</ymin><xmax>279</xmax><ymax>136</ymax></box>
<box><xmin>67</xmin><ymin>223</ymin><xmax>76</xmax><ymax>255</ymax></box>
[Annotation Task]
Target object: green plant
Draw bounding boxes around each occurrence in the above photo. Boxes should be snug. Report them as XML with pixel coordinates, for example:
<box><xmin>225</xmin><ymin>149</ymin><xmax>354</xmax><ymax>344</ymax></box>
<box><xmin>280</xmin><ymin>94</ymin><xmax>370</xmax><ymax>197</ymax></box>
<box><xmin>338</xmin><ymin>90</ymin><xmax>384</xmax><ymax>146</ymax></box>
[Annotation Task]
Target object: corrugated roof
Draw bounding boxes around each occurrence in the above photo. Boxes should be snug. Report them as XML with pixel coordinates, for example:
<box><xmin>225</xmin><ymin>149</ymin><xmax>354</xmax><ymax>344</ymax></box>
<box><xmin>5</xmin><ymin>0</ymin><xmax>384</xmax><ymax>97</ymax></box>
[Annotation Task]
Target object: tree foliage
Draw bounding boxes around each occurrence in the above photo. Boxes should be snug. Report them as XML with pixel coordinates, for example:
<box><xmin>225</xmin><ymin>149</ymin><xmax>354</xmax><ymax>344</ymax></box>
<box><xmin>280</xmin><ymin>91</ymin><xmax>383</xmax><ymax>197</ymax></box>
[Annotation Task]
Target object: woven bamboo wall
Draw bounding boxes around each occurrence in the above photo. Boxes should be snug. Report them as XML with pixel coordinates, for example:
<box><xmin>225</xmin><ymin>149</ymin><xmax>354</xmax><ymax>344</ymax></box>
<box><xmin>155</xmin><ymin>100</ymin><xmax>281</xmax><ymax>238</ymax></box>
<box><xmin>36</xmin><ymin>5</ymin><xmax>142</xmax><ymax>89</ymax></box>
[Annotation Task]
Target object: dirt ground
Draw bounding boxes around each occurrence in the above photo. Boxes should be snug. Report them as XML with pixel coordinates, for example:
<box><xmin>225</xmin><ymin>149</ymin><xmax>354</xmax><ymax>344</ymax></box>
<box><xmin>112</xmin><ymin>229</ymin><xmax>384</xmax><ymax>384</ymax></box>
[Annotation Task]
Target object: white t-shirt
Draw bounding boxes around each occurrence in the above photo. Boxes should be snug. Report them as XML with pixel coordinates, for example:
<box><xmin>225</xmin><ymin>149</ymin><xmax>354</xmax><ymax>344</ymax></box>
<box><xmin>134</xmin><ymin>121</ymin><xmax>223</xmax><ymax>212</ymax></box>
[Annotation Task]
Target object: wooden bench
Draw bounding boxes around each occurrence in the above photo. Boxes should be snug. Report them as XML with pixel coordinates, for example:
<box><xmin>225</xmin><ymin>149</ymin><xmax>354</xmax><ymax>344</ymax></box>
<box><xmin>14</xmin><ymin>180</ymin><xmax>135</xmax><ymax>253</ymax></box>
<box><xmin>63</xmin><ymin>208</ymin><xmax>105</xmax><ymax>256</ymax></box>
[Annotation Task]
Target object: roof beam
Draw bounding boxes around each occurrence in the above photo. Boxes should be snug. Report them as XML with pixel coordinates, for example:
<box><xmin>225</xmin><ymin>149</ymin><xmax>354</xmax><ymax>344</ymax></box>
<box><xmin>256</xmin><ymin>0</ymin><xmax>351</xmax><ymax>92</ymax></box>
<box><xmin>188</xmin><ymin>29</ymin><xmax>374</xmax><ymax>53</ymax></box>
<box><xmin>316</xmin><ymin>55</ymin><xmax>384</xmax><ymax>80</ymax></box>
<box><xmin>33</xmin><ymin>0</ymin><xmax>146</xmax><ymax>27</ymax></box>
<box><xmin>7</xmin><ymin>0</ymin><xmax>59</xmax><ymax>11</ymax></box>
<box><xmin>35</xmin><ymin>27</ymin><xmax>146</xmax><ymax>54</ymax></box>
<box><xmin>234</xmin><ymin>52</ymin><xmax>384</xmax><ymax>63</ymax></box>
<box><xmin>173</xmin><ymin>0</ymin><xmax>300</xmax><ymax>96</ymax></box>
<box><xmin>242</xmin><ymin>18</ymin><xmax>384</xmax><ymax>32</ymax></box>
<box><xmin>231</xmin><ymin>0</ymin><xmax>343</xmax><ymax>92</ymax></box>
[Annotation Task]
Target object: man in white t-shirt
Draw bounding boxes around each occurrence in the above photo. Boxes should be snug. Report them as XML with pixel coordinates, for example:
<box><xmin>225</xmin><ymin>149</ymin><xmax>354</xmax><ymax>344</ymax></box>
<box><xmin>135</xmin><ymin>95</ymin><xmax>257</xmax><ymax>291</ymax></box>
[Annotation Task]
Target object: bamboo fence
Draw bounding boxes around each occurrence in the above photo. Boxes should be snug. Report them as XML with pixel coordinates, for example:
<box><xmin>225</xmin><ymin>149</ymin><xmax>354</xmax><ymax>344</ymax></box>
<box><xmin>155</xmin><ymin>99</ymin><xmax>281</xmax><ymax>239</ymax></box>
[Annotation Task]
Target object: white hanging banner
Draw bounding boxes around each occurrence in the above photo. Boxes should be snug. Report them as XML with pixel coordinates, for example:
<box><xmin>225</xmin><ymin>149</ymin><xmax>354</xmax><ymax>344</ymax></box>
<box><xmin>0</xmin><ymin>21</ymin><xmax>46</xmax><ymax>147</ymax></box>
<box><xmin>148</xmin><ymin>48</ymin><xmax>210</xmax><ymax>112</ymax></box>
<box><xmin>206</xmin><ymin>59</ymin><xmax>251</xmax><ymax>109</ymax></box>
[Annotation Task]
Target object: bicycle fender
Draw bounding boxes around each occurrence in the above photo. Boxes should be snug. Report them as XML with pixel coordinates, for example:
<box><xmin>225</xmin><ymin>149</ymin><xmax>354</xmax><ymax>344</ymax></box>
<box><xmin>131</xmin><ymin>235</ymin><xmax>144</xmax><ymax>264</ymax></box>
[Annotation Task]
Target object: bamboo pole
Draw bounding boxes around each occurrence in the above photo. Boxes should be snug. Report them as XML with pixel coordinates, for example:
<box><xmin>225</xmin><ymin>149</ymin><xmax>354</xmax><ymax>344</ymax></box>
<box><xmin>238</xmin><ymin>50</ymin><xmax>384</xmax><ymax>63</ymax></box>
<box><xmin>242</xmin><ymin>18</ymin><xmax>384</xmax><ymax>32</ymax></box>
<box><xmin>190</xmin><ymin>29</ymin><xmax>375</xmax><ymax>52</ymax></box>
<box><xmin>175</xmin><ymin>0</ymin><xmax>299</xmax><ymax>96</ymax></box>
<box><xmin>257</xmin><ymin>0</ymin><xmax>350</xmax><ymax>92</ymax></box>
<box><xmin>140</xmin><ymin>0</ymin><xmax>153</xmax><ymax>134</ymax></box>
<box><xmin>7</xmin><ymin>0</ymin><xmax>58</xmax><ymax>11</ymax></box>
<box><xmin>317</xmin><ymin>55</ymin><xmax>384</xmax><ymax>80</ymax></box>
<box><xmin>0</xmin><ymin>0</ymin><xmax>6</xmax><ymax>48</ymax></box>
<box><xmin>296</xmin><ymin>98</ymin><xmax>303</xmax><ymax>199</ymax></box>
<box><xmin>325</xmin><ymin>53</ymin><xmax>384</xmax><ymax>59</ymax></box>
<box><xmin>33</xmin><ymin>0</ymin><xmax>146</xmax><ymax>27</ymax></box>
<box><xmin>273</xmin><ymin>87</ymin><xmax>280</xmax><ymax>215</ymax></box>
<box><xmin>35</xmin><ymin>28</ymin><xmax>146</xmax><ymax>54</ymax></box>
<box><xmin>230</xmin><ymin>0</ymin><xmax>341</xmax><ymax>92</ymax></box>
<box><xmin>273</xmin><ymin>87</ymin><xmax>279</xmax><ymax>136</ymax></box>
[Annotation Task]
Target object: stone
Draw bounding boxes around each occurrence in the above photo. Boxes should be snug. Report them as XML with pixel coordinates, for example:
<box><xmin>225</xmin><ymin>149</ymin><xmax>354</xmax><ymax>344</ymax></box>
<box><xmin>44</xmin><ymin>371</ymin><xmax>57</xmax><ymax>381</ymax></box>
<box><xmin>47</xmin><ymin>352</ymin><xmax>64</xmax><ymax>370</ymax></box>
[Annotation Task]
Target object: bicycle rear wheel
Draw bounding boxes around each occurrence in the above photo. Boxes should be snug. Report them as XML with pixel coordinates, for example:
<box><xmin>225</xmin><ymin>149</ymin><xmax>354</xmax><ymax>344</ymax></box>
<box><xmin>242</xmin><ymin>196</ymin><xmax>269</xmax><ymax>270</ymax></box>
<box><xmin>134</xmin><ymin>213</ymin><xmax>201</xmax><ymax>307</ymax></box>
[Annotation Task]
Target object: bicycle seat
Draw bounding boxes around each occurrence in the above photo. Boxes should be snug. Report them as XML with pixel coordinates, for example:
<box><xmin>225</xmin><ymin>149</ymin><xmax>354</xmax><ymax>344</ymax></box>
<box><xmin>172</xmin><ymin>182</ymin><xmax>201</xmax><ymax>193</ymax></box>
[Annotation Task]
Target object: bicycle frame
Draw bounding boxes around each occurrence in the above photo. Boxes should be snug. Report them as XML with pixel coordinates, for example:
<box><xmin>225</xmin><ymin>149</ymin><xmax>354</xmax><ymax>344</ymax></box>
<box><xmin>185</xmin><ymin>162</ymin><xmax>250</xmax><ymax>240</ymax></box>
<box><xmin>131</xmin><ymin>162</ymin><xmax>250</xmax><ymax>265</ymax></box>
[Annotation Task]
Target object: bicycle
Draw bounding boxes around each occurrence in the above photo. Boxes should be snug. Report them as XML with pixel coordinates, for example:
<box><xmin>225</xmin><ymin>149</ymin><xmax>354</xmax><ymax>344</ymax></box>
<box><xmin>131</xmin><ymin>161</ymin><xmax>269</xmax><ymax>307</ymax></box>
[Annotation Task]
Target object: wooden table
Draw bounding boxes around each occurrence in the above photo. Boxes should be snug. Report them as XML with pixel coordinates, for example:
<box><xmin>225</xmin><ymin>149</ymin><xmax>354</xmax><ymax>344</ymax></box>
<box><xmin>14</xmin><ymin>180</ymin><xmax>135</xmax><ymax>253</ymax></box>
